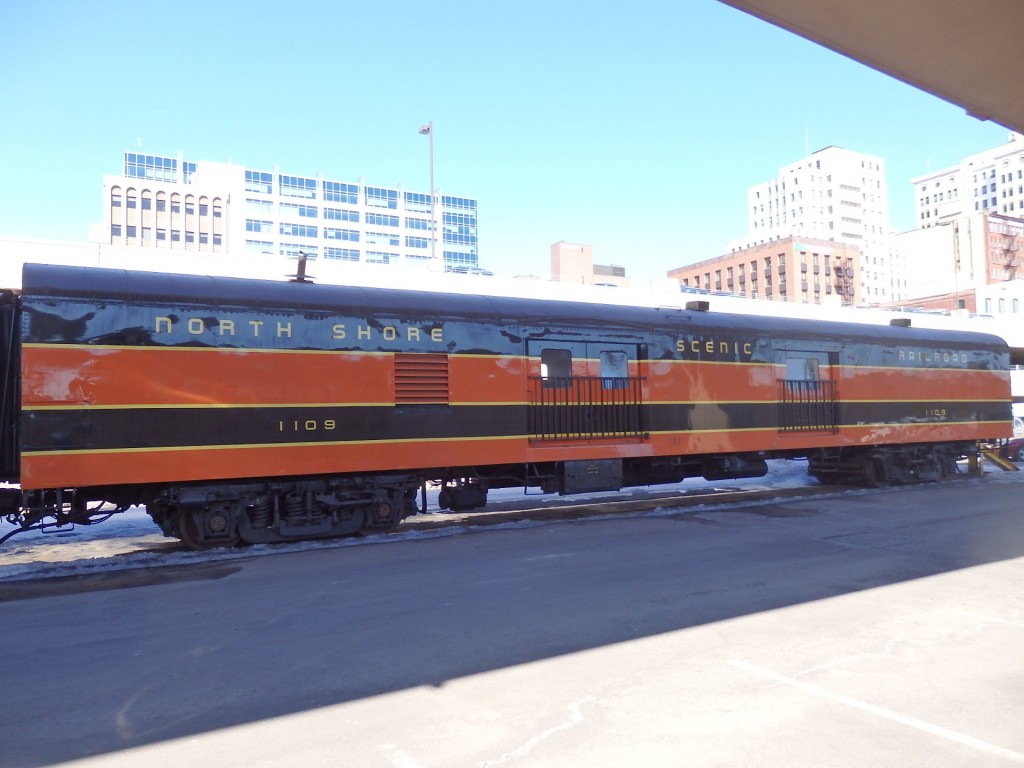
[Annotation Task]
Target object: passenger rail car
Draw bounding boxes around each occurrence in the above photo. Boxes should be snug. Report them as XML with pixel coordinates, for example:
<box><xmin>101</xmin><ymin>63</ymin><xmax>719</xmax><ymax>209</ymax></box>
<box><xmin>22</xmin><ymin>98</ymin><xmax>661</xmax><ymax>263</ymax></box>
<box><xmin>0</xmin><ymin>264</ymin><xmax>1012</xmax><ymax>548</ymax></box>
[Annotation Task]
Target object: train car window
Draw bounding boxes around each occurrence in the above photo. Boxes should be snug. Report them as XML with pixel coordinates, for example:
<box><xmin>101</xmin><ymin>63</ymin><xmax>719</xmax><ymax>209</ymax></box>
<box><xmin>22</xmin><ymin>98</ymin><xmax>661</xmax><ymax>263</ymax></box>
<box><xmin>540</xmin><ymin>348</ymin><xmax>572</xmax><ymax>388</ymax></box>
<box><xmin>600</xmin><ymin>350</ymin><xmax>628</xmax><ymax>390</ymax></box>
<box><xmin>785</xmin><ymin>357</ymin><xmax>820</xmax><ymax>381</ymax></box>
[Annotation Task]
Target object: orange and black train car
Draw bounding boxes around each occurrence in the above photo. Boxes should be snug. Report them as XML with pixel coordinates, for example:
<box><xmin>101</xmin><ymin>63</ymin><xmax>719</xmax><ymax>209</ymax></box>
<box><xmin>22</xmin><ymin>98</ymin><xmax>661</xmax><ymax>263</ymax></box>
<box><xmin>0</xmin><ymin>263</ymin><xmax>1012</xmax><ymax>548</ymax></box>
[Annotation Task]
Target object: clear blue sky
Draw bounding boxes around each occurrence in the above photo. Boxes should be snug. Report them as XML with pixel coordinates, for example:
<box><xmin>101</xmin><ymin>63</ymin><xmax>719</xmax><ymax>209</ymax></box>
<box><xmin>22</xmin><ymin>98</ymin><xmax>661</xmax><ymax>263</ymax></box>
<box><xmin>0</xmin><ymin>0</ymin><xmax>1012</xmax><ymax>282</ymax></box>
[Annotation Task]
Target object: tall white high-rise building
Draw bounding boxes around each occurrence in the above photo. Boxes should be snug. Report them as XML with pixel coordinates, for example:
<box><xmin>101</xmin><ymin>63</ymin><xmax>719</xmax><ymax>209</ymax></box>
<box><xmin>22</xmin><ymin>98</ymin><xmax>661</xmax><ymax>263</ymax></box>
<box><xmin>99</xmin><ymin>151</ymin><xmax>484</xmax><ymax>274</ymax></box>
<box><xmin>729</xmin><ymin>146</ymin><xmax>900</xmax><ymax>302</ymax></box>
<box><xmin>912</xmin><ymin>132</ymin><xmax>1024</xmax><ymax>228</ymax></box>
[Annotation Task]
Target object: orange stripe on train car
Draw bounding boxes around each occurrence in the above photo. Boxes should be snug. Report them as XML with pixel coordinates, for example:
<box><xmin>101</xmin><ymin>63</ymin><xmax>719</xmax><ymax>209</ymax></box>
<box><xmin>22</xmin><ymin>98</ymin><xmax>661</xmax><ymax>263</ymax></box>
<box><xmin>19</xmin><ymin>435</ymin><xmax>529</xmax><ymax>489</ymax></box>
<box><xmin>21</xmin><ymin>345</ymin><xmax>529</xmax><ymax>407</ymax></box>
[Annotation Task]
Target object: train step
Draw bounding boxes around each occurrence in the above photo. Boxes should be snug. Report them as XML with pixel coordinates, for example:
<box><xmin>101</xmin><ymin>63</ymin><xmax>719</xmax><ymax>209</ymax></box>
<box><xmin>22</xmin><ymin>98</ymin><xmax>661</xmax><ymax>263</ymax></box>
<box><xmin>981</xmin><ymin>449</ymin><xmax>1019</xmax><ymax>472</ymax></box>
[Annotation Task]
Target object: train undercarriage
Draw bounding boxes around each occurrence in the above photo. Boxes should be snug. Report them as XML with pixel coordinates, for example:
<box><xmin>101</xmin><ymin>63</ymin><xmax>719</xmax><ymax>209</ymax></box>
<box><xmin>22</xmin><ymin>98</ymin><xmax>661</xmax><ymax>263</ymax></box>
<box><xmin>0</xmin><ymin>441</ymin><xmax>983</xmax><ymax>549</ymax></box>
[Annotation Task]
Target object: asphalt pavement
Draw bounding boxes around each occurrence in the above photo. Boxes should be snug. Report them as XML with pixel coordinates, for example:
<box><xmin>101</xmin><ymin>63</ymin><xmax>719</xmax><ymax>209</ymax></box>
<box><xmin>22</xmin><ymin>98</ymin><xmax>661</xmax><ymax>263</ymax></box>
<box><xmin>2</xmin><ymin>474</ymin><xmax>1023</xmax><ymax>767</ymax></box>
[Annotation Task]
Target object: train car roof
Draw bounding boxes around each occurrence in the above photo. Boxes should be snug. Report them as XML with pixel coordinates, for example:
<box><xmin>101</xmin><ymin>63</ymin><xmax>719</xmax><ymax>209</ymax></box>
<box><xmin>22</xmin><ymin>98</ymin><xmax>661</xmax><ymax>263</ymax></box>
<box><xmin>21</xmin><ymin>263</ymin><xmax>1009</xmax><ymax>351</ymax></box>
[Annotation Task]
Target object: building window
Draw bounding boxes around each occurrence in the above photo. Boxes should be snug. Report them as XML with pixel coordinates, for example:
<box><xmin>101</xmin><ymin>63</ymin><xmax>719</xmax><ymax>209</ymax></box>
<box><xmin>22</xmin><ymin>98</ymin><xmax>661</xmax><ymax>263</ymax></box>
<box><xmin>365</xmin><ymin>187</ymin><xmax>398</xmax><ymax>209</ymax></box>
<box><xmin>324</xmin><ymin>181</ymin><xmax>358</xmax><ymax>204</ymax></box>
<box><xmin>245</xmin><ymin>239</ymin><xmax>273</xmax><ymax>254</ymax></box>
<box><xmin>125</xmin><ymin>153</ymin><xmax>178</xmax><ymax>182</ymax></box>
<box><xmin>281</xmin><ymin>203</ymin><xmax>318</xmax><ymax>218</ymax></box>
<box><xmin>280</xmin><ymin>243</ymin><xmax>318</xmax><ymax>258</ymax></box>
<box><xmin>245</xmin><ymin>171</ymin><xmax>273</xmax><ymax>195</ymax></box>
<box><xmin>126</xmin><ymin>225</ymin><xmax>137</xmax><ymax>238</ymax></box>
<box><xmin>366</xmin><ymin>213</ymin><xmax>399</xmax><ymax>227</ymax></box>
<box><xmin>280</xmin><ymin>175</ymin><xmax>317</xmax><ymax>199</ymax></box>
<box><xmin>366</xmin><ymin>231</ymin><xmax>400</xmax><ymax>246</ymax></box>
<box><xmin>441</xmin><ymin>196</ymin><xmax>477</xmax><ymax>210</ymax></box>
<box><xmin>404</xmin><ymin>192</ymin><xmax>432</xmax><ymax>212</ymax></box>
<box><xmin>325</xmin><ymin>208</ymin><xmax>359</xmax><ymax>222</ymax></box>
<box><xmin>246</xmin><ymin>198</ymin><xmax>273</xmax><ymax>214</ymax></box>
<box><xmin>325</xmin><ymin>247</ymin><xmax>360</xmax><ymax>261</ymax></box>
<box><xmin>246</xmin><ymin>219</ymin><xmax>272</xmax><ymax>233</ymax></box>
<box><xmin>280</xmin><ymin>223</ymin><xmax>317</xmax><ymax>238</ymax></box>
<box><xmin>111</xmin><ymin>224</ymin><xmax>122</xmax><ymax>237</ymax></box>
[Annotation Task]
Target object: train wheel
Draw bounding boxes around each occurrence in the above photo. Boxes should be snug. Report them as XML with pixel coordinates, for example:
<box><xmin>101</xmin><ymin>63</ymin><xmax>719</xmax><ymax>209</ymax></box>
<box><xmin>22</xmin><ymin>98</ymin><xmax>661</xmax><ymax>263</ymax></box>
<box><xmin>862</xmin><ymin>455</ymin><xmax>890</xmax><ymax>488</ymax></box>
<box><xmin>359</xmin><ymin>496</ymin><xmax>401</xmax><ymax>535</ymax></box>
<box><xmin>918</xmin><ymin>452</ymin><xmax>943</xmax><ymax>483</ymax></box>
<box><xmin>178</xmin><ymin>507</ymin><xmax>239</xmax><ymax>550</ymax></box>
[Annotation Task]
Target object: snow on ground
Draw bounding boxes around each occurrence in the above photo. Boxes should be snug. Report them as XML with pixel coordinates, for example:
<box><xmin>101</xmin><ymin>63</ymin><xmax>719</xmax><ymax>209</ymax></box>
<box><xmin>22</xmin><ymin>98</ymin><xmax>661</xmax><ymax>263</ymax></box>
<box><xmin>1</xmin><ymin>459</ymin><xmax>1020</xmax><ymax>583</ymax></box>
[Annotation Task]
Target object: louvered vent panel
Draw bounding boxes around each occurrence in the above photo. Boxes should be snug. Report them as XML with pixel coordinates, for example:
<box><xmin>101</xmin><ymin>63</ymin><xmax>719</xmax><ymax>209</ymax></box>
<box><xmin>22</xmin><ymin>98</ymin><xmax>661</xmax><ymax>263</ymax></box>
<box><xmin>394</xmin><ymin>353</ymin><xmax>450</xmax><ymax>404</ymax></box>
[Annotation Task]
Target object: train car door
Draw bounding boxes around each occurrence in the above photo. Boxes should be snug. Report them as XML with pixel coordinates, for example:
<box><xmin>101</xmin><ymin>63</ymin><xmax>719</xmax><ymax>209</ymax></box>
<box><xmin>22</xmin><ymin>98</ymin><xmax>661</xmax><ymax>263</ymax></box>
<box><xmin>526</xmin><ymin>339</ymin><xmax>644</xmax><ymax>442</ymax></box>
<box><xmin>776</xmin><ymin>348</ymin><xmax>839</xmax><ymax>433</ymax></box>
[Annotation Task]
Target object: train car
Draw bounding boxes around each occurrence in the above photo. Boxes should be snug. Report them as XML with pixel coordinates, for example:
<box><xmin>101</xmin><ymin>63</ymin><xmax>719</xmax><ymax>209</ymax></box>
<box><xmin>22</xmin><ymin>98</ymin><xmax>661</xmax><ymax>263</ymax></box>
<box><xmin>0</xmin><ymin>263</ymin><xmax>1012</xmax><ymax>548</ymax></box>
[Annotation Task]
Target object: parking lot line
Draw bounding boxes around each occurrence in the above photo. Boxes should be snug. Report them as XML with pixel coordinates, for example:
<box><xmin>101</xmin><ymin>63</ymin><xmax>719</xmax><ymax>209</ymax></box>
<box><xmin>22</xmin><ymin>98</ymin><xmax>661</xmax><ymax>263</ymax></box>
<box><xmin>729</xmin><ymin>659</ymin><xmax>1024</xmax><ymax>763</ymax></box>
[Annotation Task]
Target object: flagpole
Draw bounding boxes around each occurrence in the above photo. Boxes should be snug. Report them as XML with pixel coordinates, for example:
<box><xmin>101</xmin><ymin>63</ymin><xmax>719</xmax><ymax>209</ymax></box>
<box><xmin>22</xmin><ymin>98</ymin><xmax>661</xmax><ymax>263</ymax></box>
<box><xmin>418</xmin><ymin>121</ymin><xmax>436</xmax><ymax>267</ymax></box>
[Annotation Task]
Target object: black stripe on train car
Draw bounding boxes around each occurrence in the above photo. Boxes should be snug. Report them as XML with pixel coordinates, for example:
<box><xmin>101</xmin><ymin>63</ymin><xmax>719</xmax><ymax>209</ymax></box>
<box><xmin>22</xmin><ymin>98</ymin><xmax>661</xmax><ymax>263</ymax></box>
<box><xmin>838</xmin><ymin>399</ymin><xmax>1011</xmax><ymax>426</ymax></box>
<box><xmin>18</xmin><ymin>399</ymin><xmax>1008</xmax><ymax>453</ymax></box>
<box><xmin>20</xmin><ymin>405</ymin><xmax>529</xmax><ymax>452</ymax></box>
<box><xmin>20</xmin><ymin>402</ymin><xmax>781</xmax><ymax>452</ymax></box>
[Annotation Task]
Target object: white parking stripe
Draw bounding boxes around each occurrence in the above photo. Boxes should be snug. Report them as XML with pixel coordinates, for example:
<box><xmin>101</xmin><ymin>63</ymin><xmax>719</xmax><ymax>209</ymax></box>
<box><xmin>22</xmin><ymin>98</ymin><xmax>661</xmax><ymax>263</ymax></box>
<box><xmin>730</xmin><ymin>659</ymin><xmax>1024</xmax><ymax>763</ymax></box>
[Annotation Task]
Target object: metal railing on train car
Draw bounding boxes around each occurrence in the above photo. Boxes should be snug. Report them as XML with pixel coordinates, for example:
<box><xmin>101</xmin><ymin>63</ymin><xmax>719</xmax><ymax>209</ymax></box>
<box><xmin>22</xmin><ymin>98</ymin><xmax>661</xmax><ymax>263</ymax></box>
<box><xmin>528</xmin><ymin>376</ymin><xmax>644</xmax><ymax>442</ymax></box>
<box><xmin>777</xmin><ymin>378</ymin><xmax>839</xmax><ymax>433</ymax></box>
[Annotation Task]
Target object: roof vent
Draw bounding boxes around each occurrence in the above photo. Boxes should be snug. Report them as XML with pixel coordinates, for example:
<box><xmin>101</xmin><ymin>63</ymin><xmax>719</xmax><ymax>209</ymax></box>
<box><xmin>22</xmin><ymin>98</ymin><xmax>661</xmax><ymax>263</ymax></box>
<box><xmin>890</xmin><ymin>317</ymin><xmax>911</xmax><ymax>327</ymax></box>
<box><xmin>686</xmin><ymin>300</ymin><xmax>710</xmax><ymax>312</ymax></box>
<box><xmin>289</xmin><ymin>252</ymin><xmax>315</xmax><ymax>284</ymax></box>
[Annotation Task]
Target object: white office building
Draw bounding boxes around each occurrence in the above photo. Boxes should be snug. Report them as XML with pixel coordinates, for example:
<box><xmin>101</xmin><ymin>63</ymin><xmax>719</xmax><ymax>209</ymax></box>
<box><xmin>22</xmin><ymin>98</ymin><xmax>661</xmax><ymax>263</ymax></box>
<box><xmin>912</xmin><ymin>132</ymin><xmax>1024</xmax><ymax>228</ymax></box>
<box><xmin>98</xmin><ymin>151</ymin><xmax>483</xmax><ymax>274</ymax></box>
<box><xmin>729</xmin><ymin>145</ymin><xmax>901</xmax><ymax>303</ymax></box>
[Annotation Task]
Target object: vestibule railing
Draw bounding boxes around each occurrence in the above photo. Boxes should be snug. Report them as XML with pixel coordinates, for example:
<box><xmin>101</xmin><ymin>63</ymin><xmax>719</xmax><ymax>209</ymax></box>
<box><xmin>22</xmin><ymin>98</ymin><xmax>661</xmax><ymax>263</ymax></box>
<box><xmin>528</xmin><ymin>376</ymin><xmax>644</xmax><ymax>441</ymax></box>
<box><xmin>778</xmin><ymin>378</ymin><xmax>839</xmax><ymax>433</ymax></box>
